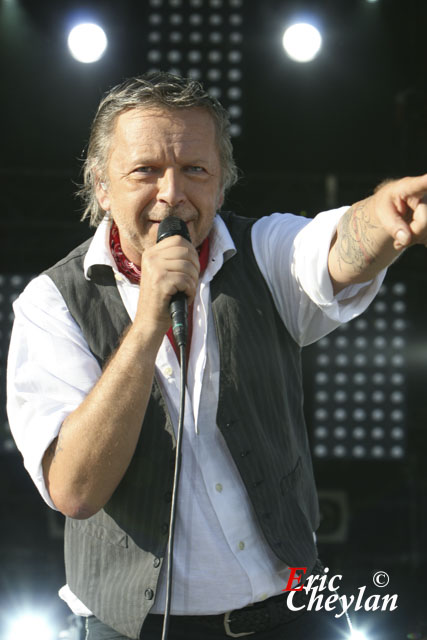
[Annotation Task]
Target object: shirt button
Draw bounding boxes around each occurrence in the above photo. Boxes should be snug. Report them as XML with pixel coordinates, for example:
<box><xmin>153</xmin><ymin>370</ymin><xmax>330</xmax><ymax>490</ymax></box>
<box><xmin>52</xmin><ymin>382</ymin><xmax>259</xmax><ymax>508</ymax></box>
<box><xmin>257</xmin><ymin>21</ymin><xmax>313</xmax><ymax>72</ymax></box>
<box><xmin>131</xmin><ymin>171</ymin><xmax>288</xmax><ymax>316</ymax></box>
<box><xmin>114</xmin><ymin>273</ymin><xmax>123</xmax><ymax>281</ymax></box>
<box><xmin>215</xmin><ymin>483</ymin><xmax>223</xmax><ymax>493</ymax></box>
<box><xmin>163</xmin><ymin>366</ymin><xmax>173</xmax><ymax>377</ymax></box>
<box><xmin>238</xmin><ymin>541</ymin><xmax>245</xmax><ymax>551</ymax></box>
<box><xmin>145</xmin><ymin>589</ymin><xmax>154</xmax><ymax>600</ymax></box>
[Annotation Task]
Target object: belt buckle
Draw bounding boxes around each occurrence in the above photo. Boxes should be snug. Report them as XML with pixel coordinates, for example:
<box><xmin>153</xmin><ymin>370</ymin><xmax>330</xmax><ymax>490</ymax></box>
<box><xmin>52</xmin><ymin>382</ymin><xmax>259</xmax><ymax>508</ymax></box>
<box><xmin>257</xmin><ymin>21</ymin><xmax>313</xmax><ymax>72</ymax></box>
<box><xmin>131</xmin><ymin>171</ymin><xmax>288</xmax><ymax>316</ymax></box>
<box><xmin>224</xmin><ymin>612</ymin><xmax>255</xmax><ymax>638</ymax></box>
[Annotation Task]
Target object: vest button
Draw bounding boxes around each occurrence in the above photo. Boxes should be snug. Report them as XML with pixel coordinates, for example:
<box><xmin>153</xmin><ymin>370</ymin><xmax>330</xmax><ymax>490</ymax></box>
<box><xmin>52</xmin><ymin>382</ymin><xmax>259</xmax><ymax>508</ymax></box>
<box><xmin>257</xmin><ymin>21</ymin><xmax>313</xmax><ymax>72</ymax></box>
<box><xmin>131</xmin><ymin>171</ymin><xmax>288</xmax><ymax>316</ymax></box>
<box><xmin>164</xmin><ymin>491</ymin><xmax>172</xmax><ymax>503</ymax></box>
<box><xmin>153</xmin><ymin>557</ymin><xmax>161</xmax><ymax>568</ymax></box>
<box><xmin>145</xmin><ymin>589</ymin><xmax>154</xmax><ymax>600</ymax></box>
<box><xmin>240</xmin><ymin>450</ymin><xmax>250</xmax><ymax>457</ymax></box>
<box><xmin>161</xmin><ymin>523</ymin><xmax>169</xmax><ymax>535</ymax></box>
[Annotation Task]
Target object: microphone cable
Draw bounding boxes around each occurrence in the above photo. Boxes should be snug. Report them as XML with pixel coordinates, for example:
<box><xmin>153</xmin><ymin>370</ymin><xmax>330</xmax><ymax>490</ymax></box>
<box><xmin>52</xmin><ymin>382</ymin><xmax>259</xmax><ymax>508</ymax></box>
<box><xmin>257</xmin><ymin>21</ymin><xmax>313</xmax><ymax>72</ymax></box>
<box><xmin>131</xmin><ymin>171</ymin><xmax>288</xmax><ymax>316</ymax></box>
<box><xmin>161</xmin><ymin>343</ymin><xmax>187</xmax><ymax>640</ymax></box>
<box><xmin>157</xmin><ymin>216</ymin><xmax>191</xmax><ymax>640</ymax></box>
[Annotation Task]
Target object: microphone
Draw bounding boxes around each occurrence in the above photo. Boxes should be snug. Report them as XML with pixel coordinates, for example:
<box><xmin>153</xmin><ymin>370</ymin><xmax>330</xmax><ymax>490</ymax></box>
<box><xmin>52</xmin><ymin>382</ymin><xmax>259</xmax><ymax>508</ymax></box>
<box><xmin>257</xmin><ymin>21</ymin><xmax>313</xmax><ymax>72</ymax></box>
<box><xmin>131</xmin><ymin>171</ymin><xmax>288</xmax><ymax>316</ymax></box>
<box><xmin>157</xmin><ymin>216</ymin><xmax>191</xmax><ymax>348</ymax></box>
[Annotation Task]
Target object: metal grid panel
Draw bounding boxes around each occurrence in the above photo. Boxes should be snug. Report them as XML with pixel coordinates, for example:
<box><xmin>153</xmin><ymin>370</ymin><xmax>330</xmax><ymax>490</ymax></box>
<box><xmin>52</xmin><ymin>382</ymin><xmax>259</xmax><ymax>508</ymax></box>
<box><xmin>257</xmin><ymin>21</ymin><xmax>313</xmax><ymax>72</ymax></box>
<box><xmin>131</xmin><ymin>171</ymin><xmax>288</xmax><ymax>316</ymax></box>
<box><xmin>146</xmin><ymin>0</ymin><xmax>243</xmax><ymax>136</ymax></box>
<box><xmin>310</xmin><ymin>282</ymin><xmax>408</xmax><ymax>460</ymax></box>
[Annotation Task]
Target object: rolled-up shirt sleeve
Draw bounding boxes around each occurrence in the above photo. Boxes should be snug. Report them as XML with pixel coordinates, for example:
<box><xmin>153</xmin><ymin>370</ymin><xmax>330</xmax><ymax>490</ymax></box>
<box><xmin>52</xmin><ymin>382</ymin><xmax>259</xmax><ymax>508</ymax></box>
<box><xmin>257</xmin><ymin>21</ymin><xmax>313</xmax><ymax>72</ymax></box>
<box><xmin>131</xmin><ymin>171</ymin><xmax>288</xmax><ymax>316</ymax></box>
<box><xmin>252</xmin><ymin>208</ymin><xmax>387</xmax><ymax>346</ymax></box>
<box><xmin>6</xmin><ymin>274</ymin><xmax>102</xmax><ymax>508</ymax></box>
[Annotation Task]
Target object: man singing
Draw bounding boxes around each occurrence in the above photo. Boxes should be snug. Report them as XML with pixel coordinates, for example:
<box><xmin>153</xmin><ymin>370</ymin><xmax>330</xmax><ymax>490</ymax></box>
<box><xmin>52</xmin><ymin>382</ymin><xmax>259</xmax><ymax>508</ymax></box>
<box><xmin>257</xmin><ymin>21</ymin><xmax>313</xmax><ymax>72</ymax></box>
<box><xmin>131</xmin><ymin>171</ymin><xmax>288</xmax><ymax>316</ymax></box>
<box><xmin>7</xmin><ymin>72</ymin><xmax>427</xmax><ymax>639</ymax></box>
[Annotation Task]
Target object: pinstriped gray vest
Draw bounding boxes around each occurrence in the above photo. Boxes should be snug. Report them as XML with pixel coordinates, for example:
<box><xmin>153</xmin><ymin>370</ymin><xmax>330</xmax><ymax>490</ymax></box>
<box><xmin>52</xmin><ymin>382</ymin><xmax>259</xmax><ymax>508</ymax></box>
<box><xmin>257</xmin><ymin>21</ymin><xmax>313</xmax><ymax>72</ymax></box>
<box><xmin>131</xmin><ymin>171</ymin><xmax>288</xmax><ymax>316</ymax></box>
<box><xmin>46</xmin><ymin>212</ymin><xmax>319</xmax><ymax>639</ymax></box>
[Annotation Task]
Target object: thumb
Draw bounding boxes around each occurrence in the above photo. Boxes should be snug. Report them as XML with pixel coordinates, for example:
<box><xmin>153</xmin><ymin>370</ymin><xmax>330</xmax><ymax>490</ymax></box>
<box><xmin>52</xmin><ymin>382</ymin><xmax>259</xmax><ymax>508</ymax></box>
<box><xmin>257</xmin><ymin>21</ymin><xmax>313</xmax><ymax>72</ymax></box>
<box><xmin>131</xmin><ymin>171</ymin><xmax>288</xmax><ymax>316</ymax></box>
<box><xmin>376</xmin><ymin>191</ymin><xmax>412</xmax><ymax>250</ymax></box>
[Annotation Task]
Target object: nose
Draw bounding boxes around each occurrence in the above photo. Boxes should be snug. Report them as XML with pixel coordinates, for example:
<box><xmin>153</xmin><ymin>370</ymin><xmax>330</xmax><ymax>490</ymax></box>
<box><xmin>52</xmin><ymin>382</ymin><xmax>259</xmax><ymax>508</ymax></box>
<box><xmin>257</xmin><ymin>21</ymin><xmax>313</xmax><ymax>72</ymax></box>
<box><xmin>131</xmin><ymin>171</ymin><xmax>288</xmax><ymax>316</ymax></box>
<box><xmin>156</xmin><ymin>168</ymin><xmax>186</xmax><ymax>207</ymax></box>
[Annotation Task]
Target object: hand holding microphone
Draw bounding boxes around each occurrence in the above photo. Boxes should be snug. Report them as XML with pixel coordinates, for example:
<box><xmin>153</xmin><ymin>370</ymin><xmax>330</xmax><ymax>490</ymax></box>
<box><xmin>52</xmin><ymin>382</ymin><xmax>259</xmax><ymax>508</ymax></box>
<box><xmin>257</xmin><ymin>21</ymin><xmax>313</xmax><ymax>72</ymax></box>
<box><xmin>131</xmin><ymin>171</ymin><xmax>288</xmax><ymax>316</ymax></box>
<box><xmin>156</xmin><ymin>216</ymin><xmax>193</xmax><ymax>347</ymax></box>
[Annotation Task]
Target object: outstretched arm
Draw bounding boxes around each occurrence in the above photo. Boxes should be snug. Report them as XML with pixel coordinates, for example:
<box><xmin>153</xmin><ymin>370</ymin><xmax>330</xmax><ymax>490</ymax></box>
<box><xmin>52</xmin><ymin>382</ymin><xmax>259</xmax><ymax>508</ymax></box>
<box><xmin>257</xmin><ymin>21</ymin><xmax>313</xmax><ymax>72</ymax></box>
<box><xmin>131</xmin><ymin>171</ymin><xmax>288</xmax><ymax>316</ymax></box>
<box><xmin>328</xmin><ymin>174</ymin><xmax>427</xmax><ymax>294</ymax></box>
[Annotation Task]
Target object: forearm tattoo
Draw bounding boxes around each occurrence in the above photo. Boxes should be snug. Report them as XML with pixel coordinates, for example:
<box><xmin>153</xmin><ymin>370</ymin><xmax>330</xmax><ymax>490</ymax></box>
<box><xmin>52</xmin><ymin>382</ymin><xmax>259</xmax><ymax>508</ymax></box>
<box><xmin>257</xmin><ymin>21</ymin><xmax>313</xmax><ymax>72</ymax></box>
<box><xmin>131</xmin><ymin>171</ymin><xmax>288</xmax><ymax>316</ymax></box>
<box><xmin>335</xmin><ymin>201</ymin><xmax>379</xmax><ymax>274</ymax></box>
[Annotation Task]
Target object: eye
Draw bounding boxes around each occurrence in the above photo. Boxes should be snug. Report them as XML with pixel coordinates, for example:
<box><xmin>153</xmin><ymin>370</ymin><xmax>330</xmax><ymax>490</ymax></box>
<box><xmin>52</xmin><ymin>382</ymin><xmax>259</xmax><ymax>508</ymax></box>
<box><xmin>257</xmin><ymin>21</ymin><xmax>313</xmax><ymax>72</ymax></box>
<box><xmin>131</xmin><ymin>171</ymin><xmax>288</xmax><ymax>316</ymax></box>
<box><xmin>185</xmin><ymin>166</ymin><xmax>206</xmax><ymax>174</ymax></box>
<box><xmin>134</xmin><ymin>166</ymin><xmax>156</xmax><ymax>174</ymax></box>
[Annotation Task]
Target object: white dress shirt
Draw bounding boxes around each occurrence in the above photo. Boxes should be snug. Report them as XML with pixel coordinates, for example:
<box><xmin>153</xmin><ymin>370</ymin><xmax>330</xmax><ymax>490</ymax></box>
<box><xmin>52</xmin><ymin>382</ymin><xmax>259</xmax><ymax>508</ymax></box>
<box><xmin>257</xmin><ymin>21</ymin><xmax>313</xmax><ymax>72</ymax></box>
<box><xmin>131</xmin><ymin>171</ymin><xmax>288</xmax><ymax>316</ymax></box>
<box><xmin>7</xmin><ymin>209</ymin><xmax>385</xmax><ymax>616</ymax></box>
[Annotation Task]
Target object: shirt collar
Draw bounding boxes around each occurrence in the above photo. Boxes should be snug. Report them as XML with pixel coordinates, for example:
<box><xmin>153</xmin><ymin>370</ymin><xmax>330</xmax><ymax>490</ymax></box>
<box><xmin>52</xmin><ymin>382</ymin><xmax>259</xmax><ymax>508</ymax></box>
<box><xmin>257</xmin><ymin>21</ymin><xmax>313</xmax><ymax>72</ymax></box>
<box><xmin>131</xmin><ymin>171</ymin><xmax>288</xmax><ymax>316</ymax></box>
<box><xmin>204</xmin><ymin>214</ymin><xmax>236</xmax><ymax>280</ymax></box>
<box><xmin>83</xmin><ymin>215</ymin><xmax>117</xmax><ymax>280</ymax></box>
<box><xmin>83</xmin><ymin>213</ymin><xmax>236</xmax><ymax>282</ymax></box>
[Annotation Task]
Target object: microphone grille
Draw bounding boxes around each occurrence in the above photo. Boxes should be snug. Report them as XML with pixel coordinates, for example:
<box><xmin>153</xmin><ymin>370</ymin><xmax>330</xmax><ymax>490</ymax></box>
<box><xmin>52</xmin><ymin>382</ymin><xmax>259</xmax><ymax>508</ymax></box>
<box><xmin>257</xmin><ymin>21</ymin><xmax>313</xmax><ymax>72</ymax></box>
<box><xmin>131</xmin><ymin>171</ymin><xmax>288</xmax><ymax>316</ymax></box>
<box><xmin>157</xmin><ymin>216</ymin><xmax>191</xmax><ymax>243</ymax></box>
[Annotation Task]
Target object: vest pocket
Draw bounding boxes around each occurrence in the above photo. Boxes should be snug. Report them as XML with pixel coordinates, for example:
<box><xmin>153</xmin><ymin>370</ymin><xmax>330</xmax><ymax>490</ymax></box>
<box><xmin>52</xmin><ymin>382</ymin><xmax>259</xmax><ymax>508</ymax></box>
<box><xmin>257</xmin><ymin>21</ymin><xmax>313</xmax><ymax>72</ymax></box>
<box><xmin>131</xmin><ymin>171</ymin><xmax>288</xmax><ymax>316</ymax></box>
<box><xmin>69</xmin><ymin>519</ymin><xmax>128</xmax><ymax>548</ymax></box>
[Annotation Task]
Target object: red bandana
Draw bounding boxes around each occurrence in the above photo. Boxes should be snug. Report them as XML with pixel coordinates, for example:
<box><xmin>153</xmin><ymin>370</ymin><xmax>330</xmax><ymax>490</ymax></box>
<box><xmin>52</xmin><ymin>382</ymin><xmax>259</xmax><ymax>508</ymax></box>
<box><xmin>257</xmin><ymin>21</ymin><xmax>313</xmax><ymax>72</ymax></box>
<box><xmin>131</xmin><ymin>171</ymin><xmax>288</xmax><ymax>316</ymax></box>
<box><xmin>110</xmin><ymin>222</ymin><xmax>141</xmax><ymax>284</ymax></box>
<box><xmin>110</xmin><ymin>221</ymin><xmax>210</xmax><ymax>360</ymax></box>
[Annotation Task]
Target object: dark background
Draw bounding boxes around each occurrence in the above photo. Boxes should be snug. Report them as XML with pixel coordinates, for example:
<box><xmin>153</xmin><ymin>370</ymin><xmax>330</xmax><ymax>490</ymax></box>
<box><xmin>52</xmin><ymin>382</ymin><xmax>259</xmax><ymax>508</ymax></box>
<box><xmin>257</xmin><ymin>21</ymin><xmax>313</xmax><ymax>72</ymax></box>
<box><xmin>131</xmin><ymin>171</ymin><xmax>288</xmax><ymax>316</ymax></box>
<box><xmin>1</xmin><ymin>0</ymin><xmax>427</xmax><ymax>638</ymax></box>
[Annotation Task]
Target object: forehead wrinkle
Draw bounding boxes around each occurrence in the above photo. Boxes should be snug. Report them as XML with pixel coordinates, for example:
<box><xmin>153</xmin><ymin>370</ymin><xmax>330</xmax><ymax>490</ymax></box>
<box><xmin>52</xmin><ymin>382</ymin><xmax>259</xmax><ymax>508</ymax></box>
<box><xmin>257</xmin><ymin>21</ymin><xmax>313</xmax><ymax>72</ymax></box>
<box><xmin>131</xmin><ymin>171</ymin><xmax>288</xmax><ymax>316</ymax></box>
<box><xmin>109</xmin><ymin>107</ymin><xmax>219</xmax><ymax>170</ymax></box>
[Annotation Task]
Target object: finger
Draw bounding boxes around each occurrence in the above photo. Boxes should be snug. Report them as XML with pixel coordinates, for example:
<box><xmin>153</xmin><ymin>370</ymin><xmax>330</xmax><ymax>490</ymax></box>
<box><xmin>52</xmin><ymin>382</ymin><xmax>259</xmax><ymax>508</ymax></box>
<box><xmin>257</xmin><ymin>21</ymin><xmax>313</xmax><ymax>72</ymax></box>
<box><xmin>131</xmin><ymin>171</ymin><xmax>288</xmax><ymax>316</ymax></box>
<box><xmin>143</xmin><ymin>258</ymin><xmax>199</xmax><ymax>291</ymax></box>
<box><xmin>160</xmin><ymin>271</ymin><xmax>198</xmax><ymax>305</ymax></box>
<box><xmin>397</xmin><ymin>173</ymin><xmax>427</xmax><ymax>200</ymax></box>
<box><xmin>408</xmin><ymin>203</ymin><xmax>427</xmax><ymax>238</ymax></box>
<box><xmin>405</xmin><ymin>192</ymin><xmax>427</xmax><ymax>216</ymax></box>
<box><xmin>377</xmin><ymin>197</ymin><xmax>412</xmax><ymax>249</ymax></box>
<box><xmin>162</xmin><ymin>259</ymin><xmax>200</xmax><ymax>285</ymax></box>
<box><xmin>152</xmin><ymin>237</ymin><xmax>200</xmax><ymax>271</ymax></box>
<box><xmin>159</xmin><ymin>256</ymin><xmax>200</xmax><ymax>284</ymax></box>
<box><xmin>389</xmin><ymin>178</ymin><xmax>427</xmax><ymax>247</ymax></box>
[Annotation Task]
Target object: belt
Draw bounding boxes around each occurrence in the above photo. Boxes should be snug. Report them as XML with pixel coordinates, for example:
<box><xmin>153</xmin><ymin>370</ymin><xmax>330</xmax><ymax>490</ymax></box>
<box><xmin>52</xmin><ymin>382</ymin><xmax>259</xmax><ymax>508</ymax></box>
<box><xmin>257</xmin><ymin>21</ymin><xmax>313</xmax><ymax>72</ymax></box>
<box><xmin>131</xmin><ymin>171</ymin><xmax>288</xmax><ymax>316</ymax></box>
<box><xmin>186</xmin><ymin>559</ymin><xmax>324</xmax><ymax>637</ymax></box>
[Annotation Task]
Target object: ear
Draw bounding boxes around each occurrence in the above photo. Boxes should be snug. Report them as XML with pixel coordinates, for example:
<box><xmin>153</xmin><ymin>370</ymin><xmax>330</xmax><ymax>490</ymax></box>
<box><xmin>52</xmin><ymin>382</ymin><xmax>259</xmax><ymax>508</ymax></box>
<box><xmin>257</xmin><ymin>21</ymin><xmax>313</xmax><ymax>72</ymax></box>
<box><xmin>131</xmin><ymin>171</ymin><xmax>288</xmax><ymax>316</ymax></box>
<box><xmin>95</xmin><ymin>176</ymin><xmax>111</xmax><ymax>212</ymax></box>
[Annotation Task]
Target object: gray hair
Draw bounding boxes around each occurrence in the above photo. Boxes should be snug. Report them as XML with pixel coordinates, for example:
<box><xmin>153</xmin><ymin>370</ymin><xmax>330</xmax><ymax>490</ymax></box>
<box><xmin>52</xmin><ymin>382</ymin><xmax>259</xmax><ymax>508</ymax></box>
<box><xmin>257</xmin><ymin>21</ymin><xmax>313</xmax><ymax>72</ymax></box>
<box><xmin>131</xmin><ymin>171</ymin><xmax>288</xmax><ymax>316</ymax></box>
<box><xmin>78</xmin><ymin>71</ymin><xmax>239</xmax><ymax>227</ymax></box>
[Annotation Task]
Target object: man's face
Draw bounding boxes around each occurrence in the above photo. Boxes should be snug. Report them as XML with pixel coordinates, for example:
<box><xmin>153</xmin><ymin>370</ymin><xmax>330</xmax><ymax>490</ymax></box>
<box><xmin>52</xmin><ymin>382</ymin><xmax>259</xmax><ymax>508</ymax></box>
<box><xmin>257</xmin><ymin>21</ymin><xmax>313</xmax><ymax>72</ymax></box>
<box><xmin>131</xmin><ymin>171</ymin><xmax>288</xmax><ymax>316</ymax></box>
<box><xmin>96</xmin><ymin>107</ymin><xmax>224</xmax><ymax>265</ymax></box>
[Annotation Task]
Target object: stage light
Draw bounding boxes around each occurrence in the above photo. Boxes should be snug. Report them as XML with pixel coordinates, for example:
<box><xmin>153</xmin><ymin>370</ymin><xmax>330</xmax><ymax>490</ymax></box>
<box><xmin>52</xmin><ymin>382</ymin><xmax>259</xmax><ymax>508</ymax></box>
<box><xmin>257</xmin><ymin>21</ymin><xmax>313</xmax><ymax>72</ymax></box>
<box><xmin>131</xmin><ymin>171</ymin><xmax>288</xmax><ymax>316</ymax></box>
<box><xmin>67</xmin><ymin>23</ymin><xmax>107</xmax><ymax>63</ymax></box>
<box><xmin>5</xmin><ymin>613</ymin><xmax>55</xmax><ymax>640</ymax></box>
<box><xmin>350</xmin><ymin>630</ymin><xmax>369</xmax><ymax>640</ymax></box>
<box><xmin>282</xmin><ymin>23</ymin><xmax>322</xmax><ymax>63</ymax></box>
